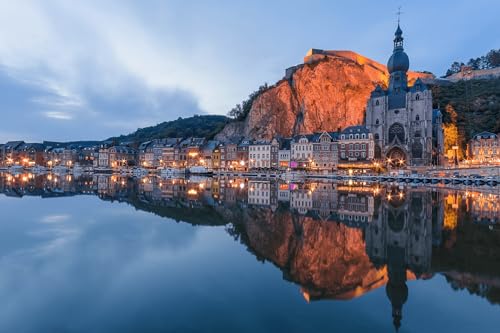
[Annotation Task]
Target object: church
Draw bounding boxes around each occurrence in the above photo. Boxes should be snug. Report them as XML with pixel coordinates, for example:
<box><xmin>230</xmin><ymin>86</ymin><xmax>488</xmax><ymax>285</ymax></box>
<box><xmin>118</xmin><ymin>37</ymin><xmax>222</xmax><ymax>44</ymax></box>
<box><xmin>365</xmin><ymin>24</ymin><xmax>444</xmax><ymax>167</ymax></box>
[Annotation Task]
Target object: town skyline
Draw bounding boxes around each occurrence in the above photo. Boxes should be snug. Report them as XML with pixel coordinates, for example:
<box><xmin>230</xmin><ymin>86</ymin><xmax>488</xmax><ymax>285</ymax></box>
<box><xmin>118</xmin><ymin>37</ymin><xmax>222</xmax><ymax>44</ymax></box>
<box><xmin>0</xmin><ymin>0</ymin><xmax>499</xmax><ymax>142</ymax></box>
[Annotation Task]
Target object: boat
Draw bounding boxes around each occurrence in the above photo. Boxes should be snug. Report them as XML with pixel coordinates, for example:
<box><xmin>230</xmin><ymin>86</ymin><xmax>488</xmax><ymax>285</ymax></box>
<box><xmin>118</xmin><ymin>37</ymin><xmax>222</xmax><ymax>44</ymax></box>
<box><xmin>52</xmin><ymin>165</ymin><xmax>68</xmax><ymax>175</ymax></box>
<box><xmin>188</xmin><ymin>166</ymin><xmax>211</xmax><ymax>175</ymax></box>
<box><xmin>30</xmin><ymin>165</ymin><xmax>47</xmax><ymax>174</ymax></box>
<box><xmin>8</xmin><ymin>165</ymin><xmax>24</xmax><ymax>174</ymax></box>
<box><xmin>160</xmin><ymin>167</ymin><xmax>185</xmax><ymax>178</ymax></box>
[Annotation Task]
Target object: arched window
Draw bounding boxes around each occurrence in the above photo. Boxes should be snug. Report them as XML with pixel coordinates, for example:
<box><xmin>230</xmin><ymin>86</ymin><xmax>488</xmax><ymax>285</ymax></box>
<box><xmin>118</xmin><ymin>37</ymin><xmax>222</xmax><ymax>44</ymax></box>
<box><xmin>416</xmin><ymin>94</ymin><xmax>420</xmax><ymax>101</ymax></box>
<box><xmin>388</xmin><ymin>123</ymin><xmax>405</xmax><ymax>143</ymax></box>
<box><xmin>374</xmin><ymin>133</ymin><xmax>380</xmax><ymax>140</ymax></box>
<box><xmin>375</xmin><ymin>119</ymin><xmax>379</xmax><ymax>125</ymax></box>
<box><xmin>375</xmin><ymin>100</ymin><xmax>380</xmax><ymax>106</ymax></box>
<box><xmin>416</xmin><ymin>114</ymin><xmax>420</xmax><ymax>121</ymax></box>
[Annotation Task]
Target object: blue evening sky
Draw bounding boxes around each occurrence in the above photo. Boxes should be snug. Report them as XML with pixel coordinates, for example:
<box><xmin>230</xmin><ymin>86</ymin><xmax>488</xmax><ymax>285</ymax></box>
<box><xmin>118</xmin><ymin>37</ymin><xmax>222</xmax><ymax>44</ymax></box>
<box><xmin>0</xmin><ymin>0</ymin><xmax>498</xmax><ymax>142</ymax></box>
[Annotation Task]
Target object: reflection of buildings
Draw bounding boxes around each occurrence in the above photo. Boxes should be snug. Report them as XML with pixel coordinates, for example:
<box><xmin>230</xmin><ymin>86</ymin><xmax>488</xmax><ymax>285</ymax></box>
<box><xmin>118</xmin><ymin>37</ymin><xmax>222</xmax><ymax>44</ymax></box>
<box><xmin>248</xmin><ymin>181</ymin><xmax>271</xmax><ymax>206</ymax></box>
<box><xmin>365</xmin><ymin>188</ymin><xmax>435</xmax><ymax>331</ymax></box>
<box><xmin>3</xmin><ymin>172</ymin><xmax>500</xmax><ymax>324</ymax></box>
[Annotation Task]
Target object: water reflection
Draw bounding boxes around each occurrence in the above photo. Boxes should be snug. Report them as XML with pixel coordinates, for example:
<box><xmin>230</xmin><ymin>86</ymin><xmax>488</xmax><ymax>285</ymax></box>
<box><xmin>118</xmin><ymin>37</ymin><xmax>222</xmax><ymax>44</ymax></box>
<box><xmin>1</xmin><ymin>172</ymin><xmax>500</xmax><ymax>331</ymax></box>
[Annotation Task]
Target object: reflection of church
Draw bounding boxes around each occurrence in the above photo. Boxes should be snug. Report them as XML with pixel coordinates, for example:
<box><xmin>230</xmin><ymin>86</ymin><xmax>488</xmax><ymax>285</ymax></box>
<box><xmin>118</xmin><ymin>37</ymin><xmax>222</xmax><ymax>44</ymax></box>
<box><xmin>365</xmin><ymin>24</ymin><xmax>444</xmax><ymax>166</ymax></box>
<box><xmin>365</xmin><ymin>188</ymin><xmax>438</xmax><ymax>330</ymax></box>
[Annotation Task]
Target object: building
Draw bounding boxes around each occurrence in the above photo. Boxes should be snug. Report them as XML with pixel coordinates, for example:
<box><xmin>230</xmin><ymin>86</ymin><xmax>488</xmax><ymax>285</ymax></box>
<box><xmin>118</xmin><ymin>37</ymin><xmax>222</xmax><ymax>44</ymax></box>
<box><xmin>338</xmin><ymin>126</ymin><xmax>374</xmax><ymax>162</ymax></box>
<box><xmin>467</xmin><ymin>132</ymin><xmax>499</xmax><ymax>164</ymax></box>
<box><xmin>224</xmin><ymin>141</ymin><xmax>239</xmax><ymax>170</ymax></box>
<box><xmin>311</xmin><ymin>132</ymin><xmax>339</xmax><ymax>171</ymax></box>
<box><xmin>278</xmin><ymin>138</ymin><xmax>291</xmax><ymax>169</ymax></box>
<box><xmin>290</xmin><ymin>135</ymin><xmax>313</xmax><ymax>169</ymax></box>
<box><xmin>237</xmin><ymin>139</ymin><xmax>251</xmax><ymax>170</ymax></box>
<box><xmin>138</xmin><ymin>141</ymin><xmax>155</xmax><ymax>168</ymax></box>
<box><xmin>1</xmin><ymin>141</ymin><xmax>24</xmax><ymax>166</ymax></box>
<box><xmin>17</xmin><ymin>143</ymin><xmax>45</xmax><ymax>166</ymax></box>
<box><xmin>365</xmin><ymin>24</ymin><xmax>443</xmax><ymax>167</ymax></box>
<box><xmin>109</xmin><ymin>146</ymin><xmax>137</xmax><ymax>169</ymax></box>
<box><xmin>97</xmin><ymin>144</ymin><xmax>111</xmax><ymax>168</ymax></box>
<box><xmin>249</xmin><ymin>141</ymin><xmax>272</xmax><ymax>169</ymax></box>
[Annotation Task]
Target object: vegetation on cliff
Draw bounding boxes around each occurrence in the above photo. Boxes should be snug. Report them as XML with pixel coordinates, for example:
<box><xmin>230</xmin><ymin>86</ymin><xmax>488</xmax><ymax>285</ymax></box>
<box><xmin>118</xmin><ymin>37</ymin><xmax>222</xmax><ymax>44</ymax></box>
<box><xmin>431</xmin><ymin>78</ymin><xmax>500</xmax><ymax>150</ymax></box>
<box><xmin>228</xmin><ymin>83</ymin><xmax>269</xmax><ymax>121</ymax></box>
<box><xmin>445</xmin><ymin>49</ymin><xmax>500</xmax><ymax>76</ymax></box>
<box><xmin>109</xmin><ymin>115</ymin><xmax>230</xmax><ymax>143</ymax></box>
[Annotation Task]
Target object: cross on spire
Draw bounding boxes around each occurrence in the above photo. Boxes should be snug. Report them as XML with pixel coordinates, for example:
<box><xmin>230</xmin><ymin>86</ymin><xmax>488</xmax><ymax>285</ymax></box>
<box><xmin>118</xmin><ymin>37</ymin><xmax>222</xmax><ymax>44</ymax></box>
<box><xmin>396</xmin><ymin>6</ymin><xmax>403</xmax><ymax>25</ymax></box>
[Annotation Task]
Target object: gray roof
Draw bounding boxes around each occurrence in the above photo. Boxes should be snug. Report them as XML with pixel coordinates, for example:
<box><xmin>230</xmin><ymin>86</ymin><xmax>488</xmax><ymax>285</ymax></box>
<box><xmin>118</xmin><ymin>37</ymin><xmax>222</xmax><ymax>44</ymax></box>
<box><xmin>473</xmin><ymin>131</ymin><xmax>498</xmax><ymax>140</ymax></box>
<box><xmin>341</xmin><ymin>126</ymin><xmax>371</xmax><ymax>135</ymax></box>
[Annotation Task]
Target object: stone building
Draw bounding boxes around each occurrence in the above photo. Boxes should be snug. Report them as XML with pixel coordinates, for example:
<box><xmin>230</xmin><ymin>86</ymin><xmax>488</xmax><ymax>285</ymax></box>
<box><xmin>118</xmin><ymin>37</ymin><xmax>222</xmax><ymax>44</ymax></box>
<box><xmin>338</xmin><ymin>126</ymin><xmax>374</xmax><ymax>162</ymax></box>
<box><xmin>365</xmin><ymin>24</ymin><xmax>443</xmax><ymax>167</ymax></box>
<box><xmin>467</xmin><ymin>131</ymin><xmax>499</xmax><ymax>164</ymax></box>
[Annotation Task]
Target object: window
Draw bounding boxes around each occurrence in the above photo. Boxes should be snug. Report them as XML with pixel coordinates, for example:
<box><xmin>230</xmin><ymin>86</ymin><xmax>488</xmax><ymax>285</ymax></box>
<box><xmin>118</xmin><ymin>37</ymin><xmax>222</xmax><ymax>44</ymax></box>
<box><xmin>416</xmin><ymin>94</ymin><xmax>420</xmax><ymax>101</ymax></box>
<box><xmin>355</xmin><ymin>134</ymin><xmax>359</xmax><ymax>139</ymax></box>
<box><xmin>349</xmin><ymin>134</ymin><xmax>353</xmax><ymax>139</ymax></box>
<box><xmin>416</xmin><ymin>114</ymin><xmax>420</xmax><ymax>121</ymax></box>
<box><xmin>349</xmin><ymin>144</ymin><xmax>353</xmax><ymax>150</ymax></box>
<box><xmin>389</xmin><ymin>123</ymin><xmax>405</xmax><ymax>142</ymax></box>
<box><xmin>361</xmin><ymin>134</ymin><xmax>366</xmax><ymax>139</ymax></box>
<box><xmin>375</xmin><ymin>119</ymin><xmax>379</xmax><ymax>125</ymax></box>
<box><xmin>375</xmin><ymin>100</ymin><xmax>379</xmax><ymax>106</ymax></box>
<box><xmin>374</xmin><ymin>133</ymin><xmax>379</xmax><ymax>140</ymax></box>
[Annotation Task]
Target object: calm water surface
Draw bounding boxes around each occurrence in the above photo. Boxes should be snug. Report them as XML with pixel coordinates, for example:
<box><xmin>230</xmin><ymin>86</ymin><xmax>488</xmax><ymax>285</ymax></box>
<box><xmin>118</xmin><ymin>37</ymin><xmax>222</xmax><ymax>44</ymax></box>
<box><xmin>0</xmin><ymin>173</ymin><xmax>499</xmax><ymax>332</ymax></box>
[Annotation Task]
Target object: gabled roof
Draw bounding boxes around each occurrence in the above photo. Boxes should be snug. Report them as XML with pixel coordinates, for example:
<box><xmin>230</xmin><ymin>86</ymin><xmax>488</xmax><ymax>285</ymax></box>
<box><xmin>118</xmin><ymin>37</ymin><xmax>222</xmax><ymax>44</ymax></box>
<box><xmin>4</xmin><ymin>141</ymin><xmax>24</xmax><ymax>150</ymax></box>
<box><xmin>370</xmin><ymin>85</ymin><xmax>386</xmax><ymax>98</ymax></box>
<box><xmin>410</xmin><ymin>78</ymin><xmax>428</xmax><ymax>92</ymax></box>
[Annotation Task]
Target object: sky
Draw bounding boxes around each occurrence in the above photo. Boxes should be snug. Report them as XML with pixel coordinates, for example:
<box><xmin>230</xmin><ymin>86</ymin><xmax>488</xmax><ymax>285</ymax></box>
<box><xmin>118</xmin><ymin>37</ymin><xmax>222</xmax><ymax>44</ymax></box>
<box><xmin>0</xmin><ymin>0</ymin><xmax>498</xmax><ymax>142</ymax></box>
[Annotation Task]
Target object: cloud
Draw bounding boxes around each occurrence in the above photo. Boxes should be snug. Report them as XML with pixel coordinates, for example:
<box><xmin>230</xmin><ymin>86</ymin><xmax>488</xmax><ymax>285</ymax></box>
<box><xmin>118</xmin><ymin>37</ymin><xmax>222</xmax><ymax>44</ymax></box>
<box><xmin>0</xmin><ymin>0</ymin><xmax>498</xmax><ymax>141</ymax></box>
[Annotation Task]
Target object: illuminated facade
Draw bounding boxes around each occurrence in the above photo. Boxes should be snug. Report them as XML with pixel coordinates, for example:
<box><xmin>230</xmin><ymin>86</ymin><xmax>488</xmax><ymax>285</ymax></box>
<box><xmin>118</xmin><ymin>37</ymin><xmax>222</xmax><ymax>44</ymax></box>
<box><xmin>365</xmin><ymin>24</ymin><xmax>443</xmax><ymax>166</ymax></box>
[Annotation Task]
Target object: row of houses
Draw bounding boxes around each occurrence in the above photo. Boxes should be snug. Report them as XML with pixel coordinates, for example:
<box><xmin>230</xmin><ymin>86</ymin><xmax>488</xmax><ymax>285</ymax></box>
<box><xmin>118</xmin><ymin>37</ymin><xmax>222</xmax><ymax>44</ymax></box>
<box><xmin>0</xmin><ymin>126</ymin><xmax>376</xmax><ymax>170</ymax></box>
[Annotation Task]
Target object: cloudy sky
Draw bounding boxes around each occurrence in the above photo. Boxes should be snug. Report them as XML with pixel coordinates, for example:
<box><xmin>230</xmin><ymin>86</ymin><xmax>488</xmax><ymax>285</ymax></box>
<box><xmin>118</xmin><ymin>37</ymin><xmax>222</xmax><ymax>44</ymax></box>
<box><xmin>0</xmin><ymin>0</ymin><xmax>498</xmax><ymax>142</ymax></box>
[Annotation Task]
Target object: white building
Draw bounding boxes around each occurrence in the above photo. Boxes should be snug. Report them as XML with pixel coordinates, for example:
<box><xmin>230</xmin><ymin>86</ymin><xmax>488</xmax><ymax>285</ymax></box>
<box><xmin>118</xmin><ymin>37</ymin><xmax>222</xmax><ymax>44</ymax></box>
<box><xmin>248</xmin><ymin>180</ymin><xmax>271</xmax><ymax>205</ymax></box>
<box><xmin>248</xmin><ymin>141</ymin><xmax>271</xmax><ymax>169</ymax></box>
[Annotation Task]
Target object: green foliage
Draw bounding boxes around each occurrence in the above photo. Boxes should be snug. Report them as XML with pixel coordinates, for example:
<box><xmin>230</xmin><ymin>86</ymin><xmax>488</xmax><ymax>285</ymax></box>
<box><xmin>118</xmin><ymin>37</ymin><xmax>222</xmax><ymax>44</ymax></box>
<box><xmin>431</xmin><ymin>78</ymin><xmax>500</xmax><ymax>143</ymax></box>
<box><xmin>228</xmin><ymin>83</ymin><xmax>269</xmax><ymax>121</ymax></box>
<box><xmin>109</xmin><ymin>115</ymin><xmax>230</xmax><ymax>144</ymax></box>
<box><xmin>444</xmin><ymin>49</ymin><xmax>500</xmax><ymax>77</ymax></box>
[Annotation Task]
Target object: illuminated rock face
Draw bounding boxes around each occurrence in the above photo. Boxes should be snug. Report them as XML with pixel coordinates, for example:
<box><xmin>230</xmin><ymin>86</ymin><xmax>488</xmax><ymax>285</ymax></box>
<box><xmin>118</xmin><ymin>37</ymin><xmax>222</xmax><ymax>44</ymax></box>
<box><xmin>217</xmin><ymin>51</ymin><xmax>432</xmax><ymax>141</ymax></box>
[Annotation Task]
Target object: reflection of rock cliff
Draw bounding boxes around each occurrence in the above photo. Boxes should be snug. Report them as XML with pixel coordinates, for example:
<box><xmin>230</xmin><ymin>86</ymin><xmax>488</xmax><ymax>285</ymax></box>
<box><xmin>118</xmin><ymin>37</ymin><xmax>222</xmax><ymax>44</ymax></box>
<box><xmin>237</xmin><ymin>207</ymin><xmax>387</xmax><ymax>300</ymax></box>
<box><xmin>217</xmin><ymin>51</ymin><xmax>433</xmax><ymax>141</ymax></box>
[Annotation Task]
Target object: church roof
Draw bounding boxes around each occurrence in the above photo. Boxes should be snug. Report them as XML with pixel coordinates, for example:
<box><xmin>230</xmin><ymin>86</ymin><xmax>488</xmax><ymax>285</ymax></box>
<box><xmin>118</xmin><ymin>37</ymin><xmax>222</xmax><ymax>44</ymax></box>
<box><xmin>410</xmin><ymin>78</ymin><xmax>428</xmax><ymax>92</ymax></box>
<box><xmin>371</xmin><ymin>85</ymin><xmax>386</xmax><ymax>97</ymax></box>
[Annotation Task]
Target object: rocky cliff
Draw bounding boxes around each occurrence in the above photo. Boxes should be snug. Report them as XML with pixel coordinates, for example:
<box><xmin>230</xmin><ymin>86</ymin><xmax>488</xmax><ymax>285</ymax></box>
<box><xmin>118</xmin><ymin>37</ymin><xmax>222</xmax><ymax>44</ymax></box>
<box><xmin>217</xmin><ymin>51</ymin><xmax>433</xmax><ymax>141</ymax></box>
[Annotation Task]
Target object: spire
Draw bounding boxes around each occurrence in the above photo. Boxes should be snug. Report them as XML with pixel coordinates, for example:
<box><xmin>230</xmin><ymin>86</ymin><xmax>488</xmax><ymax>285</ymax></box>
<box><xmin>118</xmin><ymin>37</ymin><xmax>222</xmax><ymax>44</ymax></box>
<box><xmin>394</xmin><ymin>24</ymin><xmax>404</xmax><ymax>50</ymax></box>
<box><xmin>394</xmin><ymin>7</ymin><xmax>404</xmax><ymax>50</ymax></box>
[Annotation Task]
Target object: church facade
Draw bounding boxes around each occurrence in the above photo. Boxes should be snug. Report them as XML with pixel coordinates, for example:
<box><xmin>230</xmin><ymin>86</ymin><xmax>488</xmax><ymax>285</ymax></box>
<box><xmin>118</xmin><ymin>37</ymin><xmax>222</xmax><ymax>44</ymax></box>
<box><xmin>365</xmin><ymin>24</ymin><xmax>443</xmax><ymax>167</ymax></box>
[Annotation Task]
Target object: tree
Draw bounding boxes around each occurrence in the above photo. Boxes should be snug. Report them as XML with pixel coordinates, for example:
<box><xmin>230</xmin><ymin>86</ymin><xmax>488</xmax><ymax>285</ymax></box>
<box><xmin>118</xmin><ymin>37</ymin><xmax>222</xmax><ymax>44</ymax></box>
<box><xmin>486</xmin><ymin>49</ymin><xmax>500</xmax><ymax>68</ymax></box>
<box><xmin>228</xmin><ymin>83</ymin><xmax>269</xmax><ymax>121</ymax></box>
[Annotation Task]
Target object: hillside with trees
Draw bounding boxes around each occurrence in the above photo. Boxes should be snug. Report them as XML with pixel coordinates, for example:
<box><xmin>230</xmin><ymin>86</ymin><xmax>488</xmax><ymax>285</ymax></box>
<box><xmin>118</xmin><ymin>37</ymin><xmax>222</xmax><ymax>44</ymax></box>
<box><xmin>109</xmin><ymin>115</ymin><xmax>230</xmax><ymax>144</ymax></box>
<box><xmin>431</xmin><ymin>77</ymin><xmax>500</xmax><ymax>153</ymax></box>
